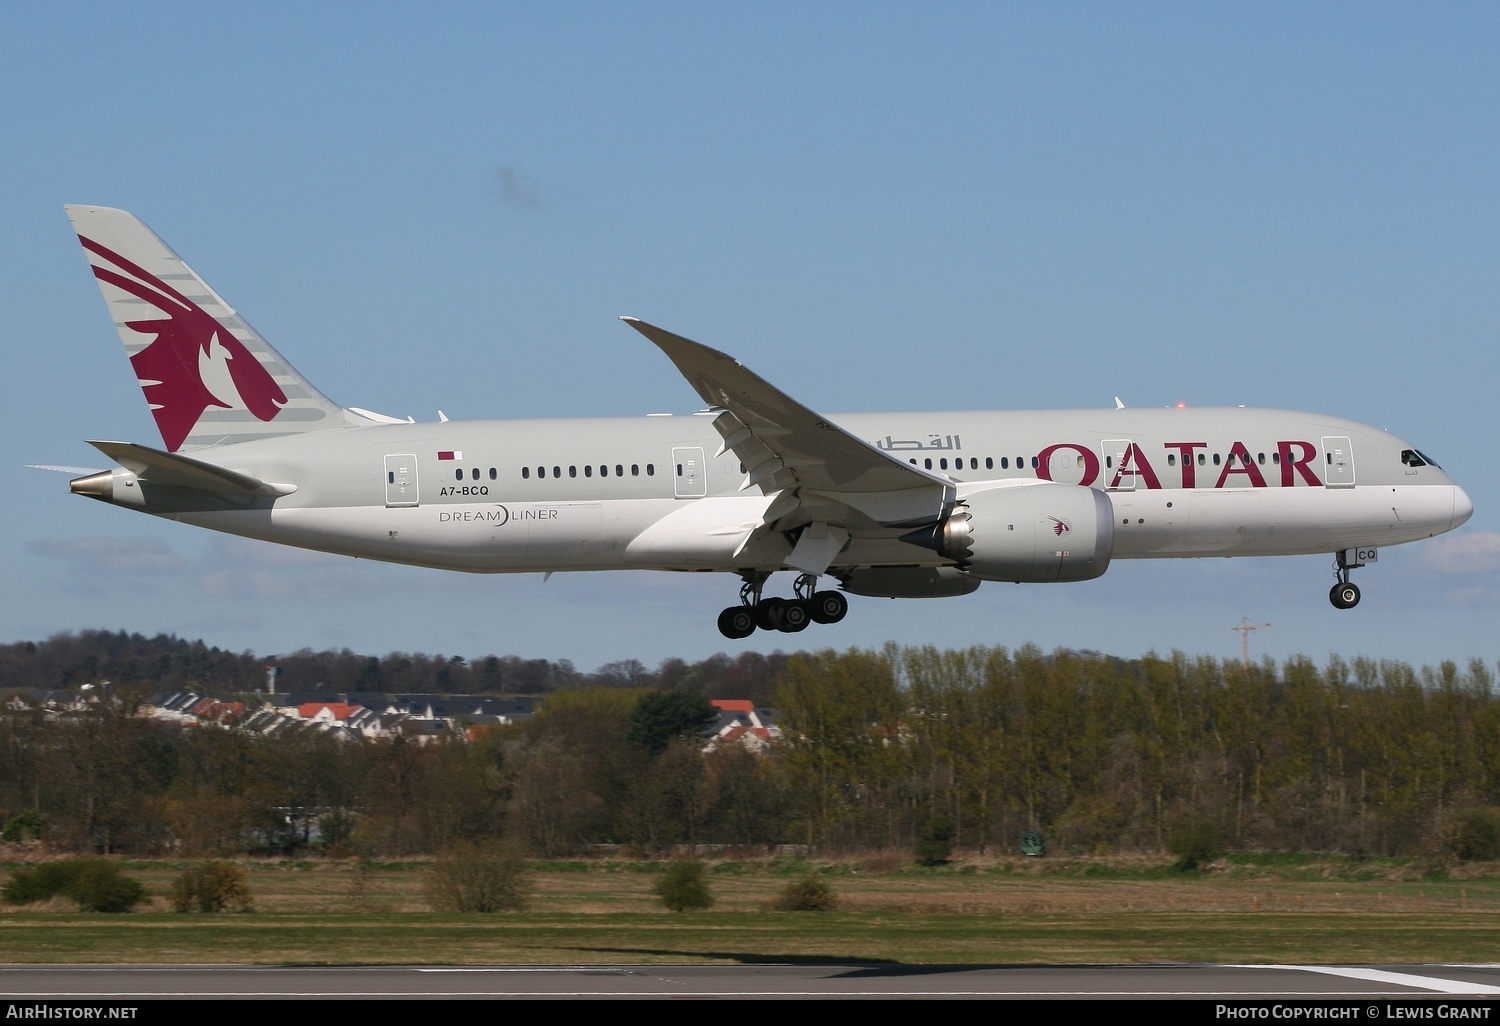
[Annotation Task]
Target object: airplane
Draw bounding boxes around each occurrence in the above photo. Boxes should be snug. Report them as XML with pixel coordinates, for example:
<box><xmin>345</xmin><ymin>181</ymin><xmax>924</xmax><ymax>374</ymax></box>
<box><xmin>50</xmin><ymin>205</ymin><xmax>1473</xmax><ymax>639</ymax></box>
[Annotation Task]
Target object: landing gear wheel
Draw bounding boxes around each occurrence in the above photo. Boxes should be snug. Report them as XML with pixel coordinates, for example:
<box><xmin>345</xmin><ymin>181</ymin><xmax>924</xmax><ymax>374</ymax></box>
<box><xmin>779</xmin><ymin>600</ymin><xmax>811</xmax><ymax>633</ymax></box>
<box><xmin>809</xmin><ymin>590</ymin><xmax>848</xmax><ymax>624</ymax></box>
<box><xmin>755</xmin><ymin>597</ymin><xmax>787</xmax><ymax>632</ymax></box>
<box><xmin>1329</xmin><ymin>582</ymin><xmax>1361</xmax><ymax>609</ymax></box>
<box><xmin>717</xmin><ymin>606</ymin><xmax>757</xmax><ymax>639</ymax></box>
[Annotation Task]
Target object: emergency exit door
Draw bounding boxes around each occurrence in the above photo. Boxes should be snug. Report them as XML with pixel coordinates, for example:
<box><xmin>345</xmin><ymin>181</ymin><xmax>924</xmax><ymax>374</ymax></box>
<box><xmin>384</xmin><ymin>454</ymin><xmax>420</xmax><ymax>506</ymax></box>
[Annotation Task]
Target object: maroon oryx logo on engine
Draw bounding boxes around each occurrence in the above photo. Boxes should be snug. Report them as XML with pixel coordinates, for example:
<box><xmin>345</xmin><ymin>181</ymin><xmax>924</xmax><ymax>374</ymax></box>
<box><xmin>1048</xmin><ymin>516</ymin><xmax>1072</xmax><ymax>536</ymax></box>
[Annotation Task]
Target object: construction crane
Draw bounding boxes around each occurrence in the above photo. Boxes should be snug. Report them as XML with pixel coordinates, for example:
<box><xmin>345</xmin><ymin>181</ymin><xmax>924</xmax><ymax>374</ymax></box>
<box><xmin>1231</xmin><ymin>618</ymin><xmax>1273</xmax><ymax>668</ymax></box>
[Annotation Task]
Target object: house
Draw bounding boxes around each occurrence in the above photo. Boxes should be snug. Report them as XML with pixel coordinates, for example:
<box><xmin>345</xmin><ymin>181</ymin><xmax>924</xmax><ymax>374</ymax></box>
<box><xmin>703</xmin><ymin>699</ymin><xmax>780</xmax><ymax>753</ymax></box>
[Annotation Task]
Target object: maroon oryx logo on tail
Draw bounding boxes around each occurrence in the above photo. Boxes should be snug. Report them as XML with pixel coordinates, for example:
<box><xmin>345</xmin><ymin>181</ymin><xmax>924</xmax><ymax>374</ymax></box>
<box><xmin>80</xmin><ymin>236</ymin><xmax>287</xmax><ymax>451</ymax></box>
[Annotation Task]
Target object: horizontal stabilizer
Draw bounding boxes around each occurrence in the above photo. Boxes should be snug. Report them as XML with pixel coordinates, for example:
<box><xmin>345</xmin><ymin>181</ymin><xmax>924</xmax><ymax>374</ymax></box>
<box><xmin>87</xmin><ymin>440</ymin><xmax>296</xmax><ymax>497</ymax></box>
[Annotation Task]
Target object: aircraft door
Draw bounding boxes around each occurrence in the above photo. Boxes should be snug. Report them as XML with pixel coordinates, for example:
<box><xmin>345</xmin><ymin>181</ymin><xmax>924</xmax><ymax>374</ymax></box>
<box><xmin>384</xmin><ymin>454</ymin><xmax>420</xmax><ymax>507</ymax></box>
<box><xmin>1321</xmin><ymin>437</ymin><xmax>1355</xmax><ymax>488</ymax></box>
<box><xmin>1103</xmin><ymin>439</ymin><xmax>1136</xmax><ymax>491</ymax></box>
<box><xmin>672</xmin><ymin>447</ymin><xmax>707</xmax><ymax>498</ymax></box>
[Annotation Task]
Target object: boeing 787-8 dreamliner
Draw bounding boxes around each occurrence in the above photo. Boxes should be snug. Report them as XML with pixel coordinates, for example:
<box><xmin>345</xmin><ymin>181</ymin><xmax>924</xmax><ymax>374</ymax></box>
<box><xmin>50</xmin><ymin>206</ymin><xmax>1472</xmax><ymax>638</ymax></box>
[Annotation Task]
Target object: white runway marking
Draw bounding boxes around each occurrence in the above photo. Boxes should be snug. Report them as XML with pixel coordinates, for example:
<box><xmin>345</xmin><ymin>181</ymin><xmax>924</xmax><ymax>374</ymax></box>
<box><xmin>1246</xmin><ymin>965</ymin><xmax>1500</xmax><ymax>995</ymax></box>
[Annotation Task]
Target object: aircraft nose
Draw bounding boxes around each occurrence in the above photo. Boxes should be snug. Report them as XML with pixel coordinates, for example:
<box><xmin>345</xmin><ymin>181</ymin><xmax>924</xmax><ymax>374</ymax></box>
<box><xmin>1452</xmin><ymin>485</ymin><xmax>1474</xmax><ymax>529</ymax></box>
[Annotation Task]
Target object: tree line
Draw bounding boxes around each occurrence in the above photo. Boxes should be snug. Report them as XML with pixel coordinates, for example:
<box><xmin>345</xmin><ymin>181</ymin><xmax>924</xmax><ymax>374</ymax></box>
<box><xmin>0</xmin><ymin>630</ymin><xmax>788</xmax><ymax>704</ymax></box>
<box><xmin>2</xmin><ymin>640</ymin><xmax>1497</xmax><ymax>859</ymax></box>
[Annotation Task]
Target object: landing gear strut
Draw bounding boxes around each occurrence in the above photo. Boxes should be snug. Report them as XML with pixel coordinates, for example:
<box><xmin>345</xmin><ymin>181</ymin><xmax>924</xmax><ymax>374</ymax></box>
<box><xmin>715</xmin><ymin>572</ymin><xmax>848</xmax><ymax>638</ymax></box>
<box><xmin>795</xmin><ymin>572</ymin><xmax>848</xmax><ymax>625</ymax></box>
<box><xmin>1329</xmin><ymin>550</ymin><xmax>1363</xmax><ymax>610</ymax></box>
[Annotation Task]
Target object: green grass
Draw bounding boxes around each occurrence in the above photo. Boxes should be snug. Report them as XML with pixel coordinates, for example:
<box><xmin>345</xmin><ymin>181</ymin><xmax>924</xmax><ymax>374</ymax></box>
<box><xmin>1</xmin><ymin>911</ymin><xmax>1499</xmax><ymax>965</ymax></box>
<box><xmin>5</xmin><ymin>854</ymin><xmax>1500</xmax><ymax>965</ymax></box>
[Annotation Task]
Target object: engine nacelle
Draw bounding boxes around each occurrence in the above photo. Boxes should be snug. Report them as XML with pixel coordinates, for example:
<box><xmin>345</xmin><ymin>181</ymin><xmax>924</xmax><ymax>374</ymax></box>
<box><xmin>840</xmin><ymin>566</ymin><xmax>983</xmax><ymax>599</ymax></box>
<box><xmin>901</xmin><ymin>480</ymin><xmax>1114</xmax><ymax>583</ymax></box>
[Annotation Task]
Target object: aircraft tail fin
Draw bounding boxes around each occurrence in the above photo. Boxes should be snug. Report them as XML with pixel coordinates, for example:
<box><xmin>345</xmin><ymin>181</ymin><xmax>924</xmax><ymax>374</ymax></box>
<box><xmin>65</xmin><ymin>205</ymin><xmax>348</xmax><ymax>452</ymax></box>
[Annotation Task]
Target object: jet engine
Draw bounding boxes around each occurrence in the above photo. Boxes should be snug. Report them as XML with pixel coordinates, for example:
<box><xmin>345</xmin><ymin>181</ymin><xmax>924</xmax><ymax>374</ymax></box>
<box><xmin>901</xmin><ymin>480</ymin><xmax>1114</xmax><ymax>583</ymax></box>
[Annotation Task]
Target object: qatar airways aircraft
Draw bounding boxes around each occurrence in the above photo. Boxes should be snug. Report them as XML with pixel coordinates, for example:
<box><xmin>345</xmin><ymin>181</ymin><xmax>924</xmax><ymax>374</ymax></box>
<box><xmin>50</xmin><ymin>206</ymin><xmax>1472</xmax><ymax>638</ymax></box>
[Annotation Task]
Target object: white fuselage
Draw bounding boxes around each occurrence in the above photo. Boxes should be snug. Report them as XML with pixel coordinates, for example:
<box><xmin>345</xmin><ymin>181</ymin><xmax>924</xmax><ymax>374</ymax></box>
<box><xmin>154</xmin><ymin>406</ymin><xmax>1469</xmax><ymax>576</ymax></box>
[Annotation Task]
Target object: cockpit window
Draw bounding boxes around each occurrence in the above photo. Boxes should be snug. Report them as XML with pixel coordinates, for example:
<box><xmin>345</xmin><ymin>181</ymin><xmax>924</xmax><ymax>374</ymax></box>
<box><xmin>1402</xmin><ymin>449</ymin><xmax>1443</xmax><ymax>469</ymax></box>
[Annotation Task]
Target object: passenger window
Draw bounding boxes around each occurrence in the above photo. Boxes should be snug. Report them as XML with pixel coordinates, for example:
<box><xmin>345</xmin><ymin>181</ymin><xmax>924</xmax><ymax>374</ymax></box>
<box><xmin>1257</xmin><ymin>453</ymin><xmax>1265</xmax><ymax>465</ymax></box>
<box><xmin>569</xmin><ymin>466</ymin><xmax>577</xmax><ymax>478</ymax></box>
<box><xmin>599</xmin><ymin>465</ymin><xmax>607</xmax><ymax>477</ymax></box>
<box><xmin>553</xmin><ymin>466</ymin><xmax>561</xmax><ymax>478</ymax></box>
<box><xmin>1168</xmin><ymin>454</ymin><xmax>1176</xmax><ymax>466</ymax></box>
<box><xmin>538</xmin><ymin>467</ymin><xmax>546</xmax><ymax>478</ymax></box>
<box><xmin>1197</xmin><ymin>453</ymin><xmax>1206</xmax><ymax>466</ymax></box>
<box><xmin>1213</xmin><ymin>453</ymin><xmax>1221</xmax><ymax>466</ymax></box>
<box><xmin>647</xmin><ymin>464</ymin><xmax>655</xmax><ymax>476</ymax></box>
<box><xmin>985</xmin><ymin>458</ymin><xmax>993</xmax><ymax>470</ymax></box>
<box><xmin>454</xmin><ymin>469</ymin><xmax>462</xmax><ymax>481</ymax></box>
<box><xmin>924</xmin><ymin>458</ymin><xmax>932</xmax><ymax>470</ymax></box>
<box><xmin>909</xmin><ymin>458</ymin><xmax>917</xmax><ymax>465</ymax></box>
<box><xmin>489</xmin><ymin>468</ymin><xmax>497</xmax><ymax>479</ymax></box>
<box><xmin>387</xmin><ymin>472</ymin><xmax>394</xmax><ymax>484</ymax></box>
<box><xmin>939</xmin><ymin>458</ymin><xmax>948</xmax><ymax>470</ymax></box>
<box><xmin>616</xmin><ymin>465</ymin><xmax>623</xmax><ymax>477</ymax></box>
<box><xmin>522</xmin><ymin>467</ymin><xmax>530</xmax><ymax>480</ymax></box>
<box><xmin>631</xmin><ymin>464</ymin><xmax>639</xmax><ymax>476</ymax></box>
<box><xmin>970</xmin><ymin>458</ymin><xmax>978</xmax><ymax>470</ymax></box>
<box><xmin>676</xmin><ymin>464</ymin><xmax>683</xmax><ymax>476</ymax></box>
<box><xmin>1001</xmin><ymin>457</ymin><xmax>1009</xmax><ymax>469</ymax></box>
<box><xmin>1031</xmin><ymin>456</ymin><xmax>1039</xmax><ymax>469</ymax></box>
<box><xmin>584</xmin><ymin>465</ymin><xmax>592</xmax><ymax>477</ymax></box>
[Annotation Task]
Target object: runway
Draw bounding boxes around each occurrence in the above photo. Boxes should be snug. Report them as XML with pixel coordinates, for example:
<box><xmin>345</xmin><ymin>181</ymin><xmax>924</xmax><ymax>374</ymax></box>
<box><xmin>3</xmin><ymin>963</ymin><xmax>1500</xmax><ymax>999</ymax></box>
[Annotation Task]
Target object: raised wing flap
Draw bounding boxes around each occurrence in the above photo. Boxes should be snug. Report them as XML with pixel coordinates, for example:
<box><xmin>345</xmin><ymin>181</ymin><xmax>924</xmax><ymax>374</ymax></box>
<box><xmin>88</xmin><ymin>440</ymin><xmax>296</xmax><ymax>497</ymax></box>
<box><xmin>622</xmin><ymin>317</ymin><xmax>951</xmax><ymax>527</ymax></box>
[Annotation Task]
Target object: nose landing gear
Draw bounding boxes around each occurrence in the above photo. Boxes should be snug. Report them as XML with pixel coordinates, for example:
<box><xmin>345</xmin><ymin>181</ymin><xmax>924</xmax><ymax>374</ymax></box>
<box><xmin>716</xmin><ymin>572</ymin><xmax>849</xmax><ymax>638</ymax></box>
<box><xmin>1329</xmin><ymin>548</ymin><xmax>1369</xmax><ymax>609</ymax></box>
<box><xmin>1329</xmin><ymin>581</ymin><xmax>1361</xmax><ymax>609</ymax></box>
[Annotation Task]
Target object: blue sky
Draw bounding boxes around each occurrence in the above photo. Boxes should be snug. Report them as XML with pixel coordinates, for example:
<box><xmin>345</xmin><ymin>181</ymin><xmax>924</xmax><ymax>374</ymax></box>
<box><xmin>4</xmin><ymin>3</ymin><xmax>1497</xmax><ymax>675</ymax></box>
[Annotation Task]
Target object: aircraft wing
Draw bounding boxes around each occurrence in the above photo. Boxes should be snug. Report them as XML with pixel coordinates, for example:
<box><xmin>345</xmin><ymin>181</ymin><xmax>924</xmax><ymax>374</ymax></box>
<box><xmin>622</xmin><ymin>318</ymin><xmax>952</xmax><ymax>532</ymax></box>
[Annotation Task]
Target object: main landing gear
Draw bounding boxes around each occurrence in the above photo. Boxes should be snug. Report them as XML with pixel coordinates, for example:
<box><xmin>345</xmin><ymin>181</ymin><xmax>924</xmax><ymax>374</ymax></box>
<box><xmin>1329</xmin><ymin>548</ymin><xmax>1367</xmax><ymax>610</ymax></box>
<box><xmin>717</xmin><ymin>572</ymin><xmax>849</xmax><ymax>639</ymax></box>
